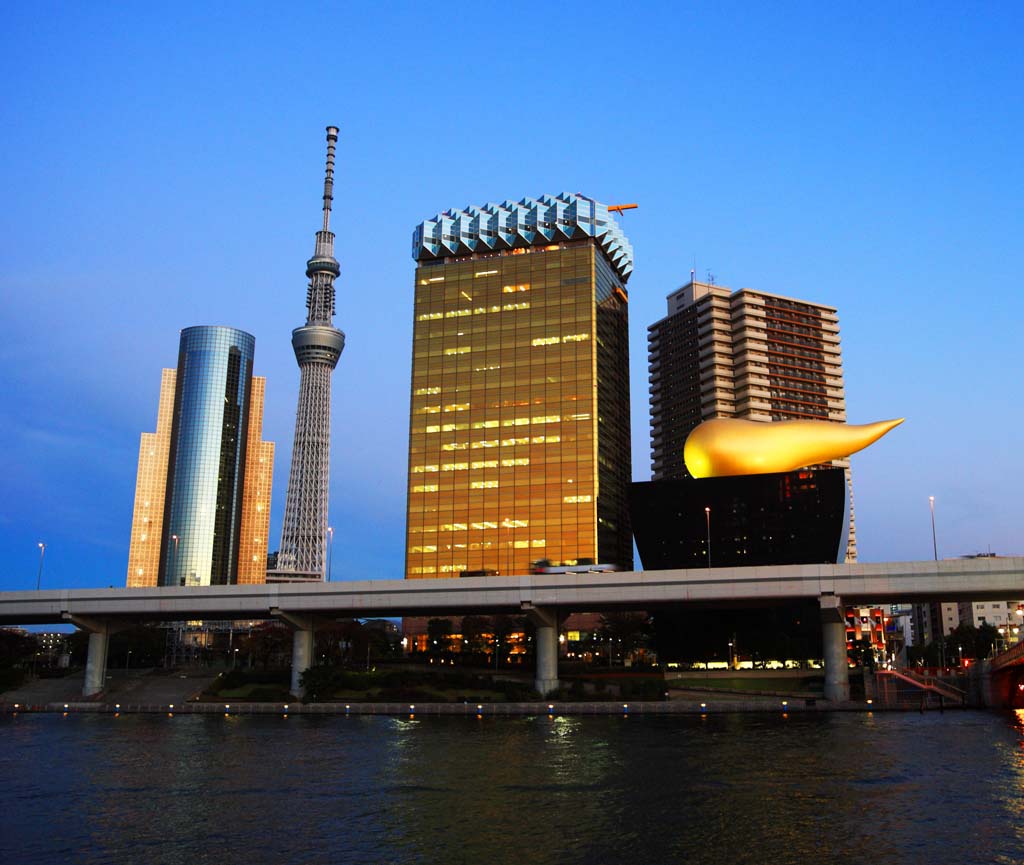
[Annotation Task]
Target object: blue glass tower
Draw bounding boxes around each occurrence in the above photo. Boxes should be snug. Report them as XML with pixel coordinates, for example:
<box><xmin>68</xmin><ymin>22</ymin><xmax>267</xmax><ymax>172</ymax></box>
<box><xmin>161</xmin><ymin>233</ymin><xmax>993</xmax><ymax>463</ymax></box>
<box><xmin>160</xmin><ymin>326</ymin><xmax>256</xmax><ymax>586</ymax></box>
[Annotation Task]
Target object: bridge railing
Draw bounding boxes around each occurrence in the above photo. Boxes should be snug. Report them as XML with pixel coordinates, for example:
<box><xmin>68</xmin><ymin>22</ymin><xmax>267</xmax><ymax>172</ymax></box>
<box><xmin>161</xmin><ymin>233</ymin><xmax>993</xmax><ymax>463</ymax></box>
<box><xmin>990</xmin><ymin>639</ymin><xmax>1024</xmax><ymax>672</ymax></box>
<box><xmin>879</xmin><ymin>669</ymin><xmax>966</xmax><ymax>702</ymax></box>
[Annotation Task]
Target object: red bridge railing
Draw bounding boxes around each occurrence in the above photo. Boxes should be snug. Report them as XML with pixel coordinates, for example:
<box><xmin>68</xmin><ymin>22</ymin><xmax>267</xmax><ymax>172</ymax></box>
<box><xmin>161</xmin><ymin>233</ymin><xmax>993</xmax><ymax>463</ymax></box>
<box><xmin>990</xmin><ymin>640</ymin><xmax>1024</xmax><ymax>672</ymax></box>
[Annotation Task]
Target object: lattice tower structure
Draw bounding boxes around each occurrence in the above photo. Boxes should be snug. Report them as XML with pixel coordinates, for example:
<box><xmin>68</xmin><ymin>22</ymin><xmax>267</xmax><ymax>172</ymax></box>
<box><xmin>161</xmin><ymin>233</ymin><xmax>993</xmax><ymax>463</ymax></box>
<box><xmin>276</xmin><ymin>126</ymin><xmax>346</xmax><ymax>578</ymax></box>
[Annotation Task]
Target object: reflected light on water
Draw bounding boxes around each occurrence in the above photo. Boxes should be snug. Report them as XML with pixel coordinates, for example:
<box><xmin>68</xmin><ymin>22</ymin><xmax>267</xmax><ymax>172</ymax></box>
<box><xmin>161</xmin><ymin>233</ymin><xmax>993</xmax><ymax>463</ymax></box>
<box><xmin>3</xmin><ymin>712</ymin><xmax>1024</xmax><ymax>864</ymax></box>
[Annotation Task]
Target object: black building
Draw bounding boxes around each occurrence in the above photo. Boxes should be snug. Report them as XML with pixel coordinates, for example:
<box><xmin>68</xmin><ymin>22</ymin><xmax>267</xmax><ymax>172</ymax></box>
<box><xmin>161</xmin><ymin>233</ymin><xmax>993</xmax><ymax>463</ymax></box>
<box><xmin>630</xmin><ymin>468</ymin><xmax>849</xmax><ymax>663</ymax></box>
<box><xmin>630</xmin><ymin>468</ymin><xmax>849</xmax><ymax>571</ymax></box>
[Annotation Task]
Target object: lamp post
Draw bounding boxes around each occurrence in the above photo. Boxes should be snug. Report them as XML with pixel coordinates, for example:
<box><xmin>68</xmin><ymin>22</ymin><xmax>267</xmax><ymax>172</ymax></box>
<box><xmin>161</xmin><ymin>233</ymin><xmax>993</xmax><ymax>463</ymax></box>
<box><xmin>35</xmin><ymin>542</ymin><xmax>46</xmax><ymax>591</ymax></box>
<box><xmin>170</xmin><ymin>534</ymin><xmax>179</xmax><ymax>585</ymax></box>
<box><xmin>728</xmin><ymin>640</ymin><xmax>734</xmax><ymax>670</ymax></box>
<box><xmin>501</xmin><ymin>517</ymin><xmax>512</xmax><ymax>575</ymax></box>
<box><xmin>928</xmin><ymin>496</ymin><xmax>938</xmax><ymax>561</ymax></box>
<box><xmin>326</xmin><ymin>526</ymin><xmax>334</xmax><ymax>582</ymax></box>
<box><xmin>704</xmin><ymin>507</ymin><xmax>712</xmax><ymax>569</ymax></box>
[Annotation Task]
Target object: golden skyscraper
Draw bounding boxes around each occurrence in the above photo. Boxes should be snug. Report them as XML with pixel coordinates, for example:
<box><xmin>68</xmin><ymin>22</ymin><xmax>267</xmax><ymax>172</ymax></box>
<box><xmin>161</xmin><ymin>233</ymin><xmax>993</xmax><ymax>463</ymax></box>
<box><xmin>126</xmin><ymin>369</ymin><xmax>176</xmax><ymax>588</ymax></box>
<box><xmin>237</xmin><ymin>377</ymin><xmax>276</xmax><ymax>585</ymax></box>
<box><xmin>405</xmin><ymin>194</ymin><xmax>634</xmax><ymax>581</ymax></box>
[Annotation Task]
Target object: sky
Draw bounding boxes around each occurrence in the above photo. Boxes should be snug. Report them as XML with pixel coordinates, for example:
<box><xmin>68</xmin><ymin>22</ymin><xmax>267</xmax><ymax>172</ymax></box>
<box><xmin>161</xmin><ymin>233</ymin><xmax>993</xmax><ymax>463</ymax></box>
<box><xmin>2</xmin><ymin>1</ymin><xmax>1022</xmax><ymax>594</ymax></box>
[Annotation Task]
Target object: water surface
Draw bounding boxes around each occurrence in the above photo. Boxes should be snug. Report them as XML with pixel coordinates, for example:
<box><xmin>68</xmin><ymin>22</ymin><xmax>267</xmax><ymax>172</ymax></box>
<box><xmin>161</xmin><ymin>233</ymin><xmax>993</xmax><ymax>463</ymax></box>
<box><xmin>2</xmin><ymin>710</ymin><xmax>1022</xmax><ymax>864</ymax></box>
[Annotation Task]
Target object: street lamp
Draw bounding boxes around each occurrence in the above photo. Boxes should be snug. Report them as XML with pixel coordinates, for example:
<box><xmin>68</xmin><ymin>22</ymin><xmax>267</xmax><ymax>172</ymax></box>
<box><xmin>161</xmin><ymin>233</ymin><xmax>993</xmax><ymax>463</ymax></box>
<box><xmin>928</xmin><ymin>496</ymin><xmax>938</xmax><ymax>561</ymax></box>
<box><xmin>326</xmin><ymin>526</ymin><xmax>334</xmax><ymax>582</ymax></box>
<box><xmin>501</xmin><ymin>517</ymin><xmax>512</xmax><ymax>575</ymax></box>
<box><xmin>171</xmin><ymin>534</ymin><xmax>179</xmax><ymax>584</ymax></box>
<box><xmin>728</xmin><ymin>640</ymin><xmax>734</xmax><ymax>670</ymax></box>
<box><xmin>704</xmin><ymin>507</ymin><xmax>712</xmax><ymax>569</ymax></box>
<box><xmin>36</xmin><ymin>542</ymin><xmax>46</xmax><ymax>591</ymax></box>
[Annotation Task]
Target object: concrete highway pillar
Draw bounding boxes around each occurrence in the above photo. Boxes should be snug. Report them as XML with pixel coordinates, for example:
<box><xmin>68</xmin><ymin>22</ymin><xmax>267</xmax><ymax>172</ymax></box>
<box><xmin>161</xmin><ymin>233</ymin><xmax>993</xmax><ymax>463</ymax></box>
<box><xmin>290</xmin><ymin>627</ymin><xmax>314</xmax><ymax>697</ymax></box>
<box><xmin>271</xmin><ymin>608</ymin><xmax>316</xmax><ymax>698</ymax></box>
<box><xmin>63</xmin><ymin>614</ymin><xmax>130</xmax><ymax>698</ymax></box>
<box><xmin>820</xmin><ymin>594</ymin><xmax>850</xmax><ymax>702</ymax></box>
<box><xmin>84</xmin><ymin>631</ymin><xmax>109</xmax><ymax>697</ymax></box>
<box><xmin>523</xmin><ymin>604</ymin><xmax>560</xmax><ymax>697</ymax></box>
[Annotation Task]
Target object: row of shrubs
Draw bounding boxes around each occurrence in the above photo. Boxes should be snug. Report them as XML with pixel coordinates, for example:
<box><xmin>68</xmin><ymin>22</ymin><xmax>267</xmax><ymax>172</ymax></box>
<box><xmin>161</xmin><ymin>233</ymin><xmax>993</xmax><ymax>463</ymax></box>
<box><xmin>559</xmin><ymin>677</ymin><xmax>667</xmax><ymax>701</ymax></box>
<box><xmin>299</xmin><ymin>666</ymin><xmax>540</xmax><ymax>702</ymax></box>
<box><xmin>202</xmin><ymin>668</ymin><xmax>290</xmax><ymax>697</ymax></box>
<box><xmin>202</xmin><ymin>666</ymin><xmax>668</xmax><ymax>703</ymax></box>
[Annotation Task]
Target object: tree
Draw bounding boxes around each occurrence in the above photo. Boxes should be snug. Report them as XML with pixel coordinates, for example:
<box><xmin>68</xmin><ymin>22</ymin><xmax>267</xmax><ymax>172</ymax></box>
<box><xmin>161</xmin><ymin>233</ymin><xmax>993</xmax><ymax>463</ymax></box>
<box><xmin>0</xmin><ymin>629</ymin><xmax>37</xmax><ymax>668</ymax></box>
<box><xmin>108</xmin><ymin>625</ymin><xmax>166</xmax><ymax>668</ymax></box>
<box><xmin>460</xmin><ymin>615</ymin><xmax>492</xmax><ymax>657</ymax></box>
<box><xmin>598</xmin><ymin>612</ymin><xmax>652</xmax><ymax>658</ymax></box>
<box><xmin>426</xmin><ymin>618</ymin><xmax>453</xmax><ymax>657</ymax></box>
<box><xmin>241</xmin><ymin>623</ymin><xmax>292</xmax><ymax>670</ymax></box>
<box><xmin>315</xmin><ymin>619</ymin><xmax>366</xmax><ymax>666</ymax></box>
<box><xmin>490</xmin><ymin>614</ymin><xmax>517</xmax><ymax>668</ymax></box>
<box><xmin>363</xmin><ymin>627</ymin><xmax>395</xmax><ymax>666</ymax></box>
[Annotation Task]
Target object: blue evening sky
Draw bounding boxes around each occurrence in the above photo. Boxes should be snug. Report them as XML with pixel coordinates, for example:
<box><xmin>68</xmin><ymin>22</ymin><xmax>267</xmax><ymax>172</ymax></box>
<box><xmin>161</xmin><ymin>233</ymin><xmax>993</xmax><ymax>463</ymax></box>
<box><xmin>2</xmin><ymin>2</ymin><xmax>1022</xmax><ymax>592</ymax></box>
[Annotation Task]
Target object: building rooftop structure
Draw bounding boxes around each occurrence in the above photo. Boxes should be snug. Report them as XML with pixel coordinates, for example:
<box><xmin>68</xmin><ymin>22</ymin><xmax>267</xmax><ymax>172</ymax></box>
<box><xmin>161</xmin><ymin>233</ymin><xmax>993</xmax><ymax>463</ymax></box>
<box><xmin>412</xmin><ymin>192</ymin><xmax>634</xmax><ymax>282</ymax></box>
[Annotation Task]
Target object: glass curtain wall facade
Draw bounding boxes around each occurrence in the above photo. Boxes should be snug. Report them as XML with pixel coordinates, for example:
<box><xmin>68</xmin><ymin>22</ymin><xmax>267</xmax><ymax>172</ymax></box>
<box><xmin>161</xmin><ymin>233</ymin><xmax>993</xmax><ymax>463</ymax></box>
<box><xmin>162</xmin><ymin>326</ymin><xmax>254</xmax><ymax>586</ymax></box>
<box><xmin>405</xmin><ymin>237</ymin><xmax>632</xmax><ymax>580</ymax></box>
<box><xmin>126</xmin><ymin>326</ymin><xmax>274</xmax><ymax>587</ymax></box>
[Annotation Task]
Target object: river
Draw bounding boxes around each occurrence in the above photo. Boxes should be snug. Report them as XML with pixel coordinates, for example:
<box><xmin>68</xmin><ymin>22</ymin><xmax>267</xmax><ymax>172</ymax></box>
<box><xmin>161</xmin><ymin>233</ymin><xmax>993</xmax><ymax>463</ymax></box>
<box><xmin>2</xmin><ymin>710</ymin><xmax>1022</xmax><ymax>864</ymax></box>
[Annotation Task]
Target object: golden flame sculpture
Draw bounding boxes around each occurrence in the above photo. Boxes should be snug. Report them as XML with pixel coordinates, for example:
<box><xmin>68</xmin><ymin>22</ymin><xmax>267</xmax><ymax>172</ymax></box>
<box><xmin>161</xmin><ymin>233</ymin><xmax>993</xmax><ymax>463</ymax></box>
<box><xmin>683</xmin><ymin>417</ymin><xmax>904</xmax><ymax>478</ymax></box>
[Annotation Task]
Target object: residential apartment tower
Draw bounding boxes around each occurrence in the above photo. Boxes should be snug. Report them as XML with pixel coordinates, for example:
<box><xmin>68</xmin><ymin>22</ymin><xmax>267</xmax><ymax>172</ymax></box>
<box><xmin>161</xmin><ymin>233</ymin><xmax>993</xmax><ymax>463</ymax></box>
<box><xmin>647</xmin><ymin>279</ymin><xmax>856</xmax><ymax>560</ymax></box>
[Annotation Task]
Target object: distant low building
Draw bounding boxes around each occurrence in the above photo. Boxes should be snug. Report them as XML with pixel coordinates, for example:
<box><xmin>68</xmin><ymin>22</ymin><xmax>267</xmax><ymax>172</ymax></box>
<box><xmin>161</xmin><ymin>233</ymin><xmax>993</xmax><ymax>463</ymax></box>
<box><xmin>910</xmin><ymin>554</ymin><xmax>1024</xmax><ymax>647</ymax></box>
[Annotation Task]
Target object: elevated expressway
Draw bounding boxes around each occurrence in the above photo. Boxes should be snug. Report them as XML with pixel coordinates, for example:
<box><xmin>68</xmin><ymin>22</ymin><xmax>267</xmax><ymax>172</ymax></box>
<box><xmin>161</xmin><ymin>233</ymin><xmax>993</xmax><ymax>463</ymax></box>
<box><xmin>2</xmin><ymin>557</ymin><xmax>1022</xmax><ymax>701</ymax></box>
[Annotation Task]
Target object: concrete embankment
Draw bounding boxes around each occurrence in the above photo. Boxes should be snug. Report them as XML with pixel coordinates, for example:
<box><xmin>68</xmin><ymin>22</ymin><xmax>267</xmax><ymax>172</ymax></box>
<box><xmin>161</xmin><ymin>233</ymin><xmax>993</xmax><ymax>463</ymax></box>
<box><xmin>1</xmin><ymin>696</ymin><xmax>961</xmax><ymax>715</ymax></box>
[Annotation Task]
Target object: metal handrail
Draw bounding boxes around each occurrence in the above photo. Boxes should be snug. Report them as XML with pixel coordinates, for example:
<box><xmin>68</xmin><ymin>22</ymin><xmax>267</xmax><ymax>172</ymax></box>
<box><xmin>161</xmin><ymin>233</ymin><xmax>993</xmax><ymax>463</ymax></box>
<box><xmin>878</xmin><ymin>668</ymin><xmax>965</xmax><ymax>701</ymax></box>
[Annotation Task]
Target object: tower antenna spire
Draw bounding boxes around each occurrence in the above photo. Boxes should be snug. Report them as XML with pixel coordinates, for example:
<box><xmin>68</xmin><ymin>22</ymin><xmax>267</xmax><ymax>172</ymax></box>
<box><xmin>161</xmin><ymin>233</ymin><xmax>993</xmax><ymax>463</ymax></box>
<box><xmin>322</xmin><ymin>126</ymin><xmax>338</xmax><ymax>231</ymax></box>
<box><xmin>273</xmin><ymin>125</ymin><xmax>346</xmax><ymax>582</ymax></box>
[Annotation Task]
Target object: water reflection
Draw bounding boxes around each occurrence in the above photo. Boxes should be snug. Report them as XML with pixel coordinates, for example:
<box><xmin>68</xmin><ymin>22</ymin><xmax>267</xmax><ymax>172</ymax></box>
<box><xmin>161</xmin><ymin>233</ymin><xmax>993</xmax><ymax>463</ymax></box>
<box><xmin>2</xmin><ymin>712</ymin><xmax>1023</xmax><ymax>865</ymax></box>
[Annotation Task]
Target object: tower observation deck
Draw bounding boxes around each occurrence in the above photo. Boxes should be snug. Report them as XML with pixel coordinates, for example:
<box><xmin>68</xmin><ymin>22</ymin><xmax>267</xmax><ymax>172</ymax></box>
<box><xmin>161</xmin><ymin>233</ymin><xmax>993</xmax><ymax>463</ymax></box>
<box><xmin>275</xmin><ymin>126</ymin><xmax>346</xmax><ymax>579</ymax></box>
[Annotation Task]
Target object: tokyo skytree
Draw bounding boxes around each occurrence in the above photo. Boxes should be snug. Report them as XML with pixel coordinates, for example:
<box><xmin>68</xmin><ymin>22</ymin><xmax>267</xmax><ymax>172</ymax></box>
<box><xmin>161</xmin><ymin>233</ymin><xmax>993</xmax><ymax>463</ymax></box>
<box><xmin>275</xmin><ymin>126</ymin><xmax>345</xmax><ymax>578</ymax></box>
